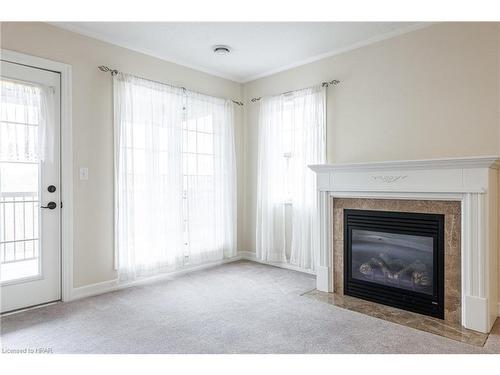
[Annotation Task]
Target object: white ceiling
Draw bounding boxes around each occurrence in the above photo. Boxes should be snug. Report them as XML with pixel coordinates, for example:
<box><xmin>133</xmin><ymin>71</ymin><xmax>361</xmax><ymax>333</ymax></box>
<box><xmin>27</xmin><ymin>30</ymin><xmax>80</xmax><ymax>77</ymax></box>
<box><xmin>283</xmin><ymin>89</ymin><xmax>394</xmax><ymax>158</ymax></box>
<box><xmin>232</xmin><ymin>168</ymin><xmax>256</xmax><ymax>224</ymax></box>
<box><xmin>52</xmin><ymin>22</ymin><xmax>426</xmax><ymax>83</ymax></box>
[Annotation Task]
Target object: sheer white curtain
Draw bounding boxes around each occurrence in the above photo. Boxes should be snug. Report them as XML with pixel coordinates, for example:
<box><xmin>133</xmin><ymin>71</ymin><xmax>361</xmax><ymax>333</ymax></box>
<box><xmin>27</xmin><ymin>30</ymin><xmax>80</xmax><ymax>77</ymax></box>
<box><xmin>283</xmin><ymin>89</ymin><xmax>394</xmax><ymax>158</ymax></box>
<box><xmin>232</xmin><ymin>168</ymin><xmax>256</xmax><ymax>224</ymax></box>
<box><xmin>114</xmin><ymin>73</ymin><xmax>236</xmax><ymax>280</ymax></box>
<box><xmin>256</xmin><ymin>85</ymin><xmax>326</xmax><ymax>270</ymax></box>
<box><xmin>183</xmin><ymin>91</ymin><xmax>237</xmax><ymax>265</ymax></box>
<box><xmin>0</xmin><ymin>79</ymin><xmax>53</xmax><ymax>163</ymax></box>
<box><xmin>114</xmin><ymin>74</ymin><xmax>185</xmax><ymax>280</ymax></box>
<box><xmin>256</xmin><ymin>96</ymin><xmax>287</xmax><ymax>263</ymax></box>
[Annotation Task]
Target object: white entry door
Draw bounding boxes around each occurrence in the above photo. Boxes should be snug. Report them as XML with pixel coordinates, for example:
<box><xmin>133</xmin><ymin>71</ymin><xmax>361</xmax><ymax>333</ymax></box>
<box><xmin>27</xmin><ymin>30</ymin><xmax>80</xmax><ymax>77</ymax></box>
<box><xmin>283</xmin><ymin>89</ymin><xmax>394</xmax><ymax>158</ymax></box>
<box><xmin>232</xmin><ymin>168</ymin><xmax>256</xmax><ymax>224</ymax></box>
<box><xmin>0</xmin><ymin>60</ymin><xmax>61</xmax><ymax>313</ymax></box>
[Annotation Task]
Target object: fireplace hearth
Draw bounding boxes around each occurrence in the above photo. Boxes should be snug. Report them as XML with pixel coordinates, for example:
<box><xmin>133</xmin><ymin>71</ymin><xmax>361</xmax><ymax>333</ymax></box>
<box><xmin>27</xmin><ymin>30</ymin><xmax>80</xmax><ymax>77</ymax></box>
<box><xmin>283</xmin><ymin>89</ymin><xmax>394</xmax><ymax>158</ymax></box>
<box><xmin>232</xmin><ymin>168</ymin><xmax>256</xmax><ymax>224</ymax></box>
<box><xmin>344</xmin><ymin>209</ymin><xmax>444</xmax><ymax>319</ymax></box>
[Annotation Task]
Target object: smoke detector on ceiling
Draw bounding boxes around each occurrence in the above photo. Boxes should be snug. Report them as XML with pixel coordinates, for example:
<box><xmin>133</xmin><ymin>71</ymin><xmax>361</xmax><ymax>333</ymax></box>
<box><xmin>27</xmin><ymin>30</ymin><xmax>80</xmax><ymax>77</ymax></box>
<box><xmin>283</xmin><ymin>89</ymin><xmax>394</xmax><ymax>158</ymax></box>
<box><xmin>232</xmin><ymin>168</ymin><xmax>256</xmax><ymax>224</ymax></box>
<box><xmin>213</xmin><ymin>45</ymin><xmax>232</xmax><ymax>55</ymax></box>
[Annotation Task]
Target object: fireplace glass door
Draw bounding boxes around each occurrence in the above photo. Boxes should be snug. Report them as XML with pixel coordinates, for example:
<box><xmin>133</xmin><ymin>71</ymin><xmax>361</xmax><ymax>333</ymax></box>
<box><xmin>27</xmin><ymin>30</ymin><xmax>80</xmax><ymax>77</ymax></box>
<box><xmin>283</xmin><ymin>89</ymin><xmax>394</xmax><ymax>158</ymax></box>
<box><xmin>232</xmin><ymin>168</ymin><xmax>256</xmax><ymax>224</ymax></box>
<box><xmin>344</xmin><ymin>209</ymin><xmax>444</xmax><ymax>319</ymax></box>
<box><xmin>351</xmin><ymin>229</ymin><xmax>434</xmax><ymax>295</ymax></box>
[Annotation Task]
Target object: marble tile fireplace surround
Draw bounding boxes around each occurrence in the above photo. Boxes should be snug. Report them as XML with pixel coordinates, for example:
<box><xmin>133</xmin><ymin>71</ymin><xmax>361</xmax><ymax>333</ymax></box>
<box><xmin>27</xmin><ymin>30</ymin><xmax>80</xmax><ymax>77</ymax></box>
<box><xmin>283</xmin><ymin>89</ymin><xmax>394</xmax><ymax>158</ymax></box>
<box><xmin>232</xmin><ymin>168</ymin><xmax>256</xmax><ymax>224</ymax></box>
<box><xmin>310</xmin><ymin>157</ymin><xmax>499</xmax><ymax>334</ymax></box>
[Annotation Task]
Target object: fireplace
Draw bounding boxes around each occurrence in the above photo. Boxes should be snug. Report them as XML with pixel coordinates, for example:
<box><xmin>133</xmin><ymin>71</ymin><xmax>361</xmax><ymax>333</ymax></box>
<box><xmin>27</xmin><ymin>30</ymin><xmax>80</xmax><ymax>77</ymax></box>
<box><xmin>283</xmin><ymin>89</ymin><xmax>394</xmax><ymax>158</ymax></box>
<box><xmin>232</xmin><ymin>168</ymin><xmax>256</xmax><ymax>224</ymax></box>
<box><xmin>310</xmin><ymin>157</ymin><xmax>499</xmax><ymax>333</ymax></box>
<box><xmin>344</xmin><ymin>209</ymin><xmax>444</xmax><ymax>319</ymax></box>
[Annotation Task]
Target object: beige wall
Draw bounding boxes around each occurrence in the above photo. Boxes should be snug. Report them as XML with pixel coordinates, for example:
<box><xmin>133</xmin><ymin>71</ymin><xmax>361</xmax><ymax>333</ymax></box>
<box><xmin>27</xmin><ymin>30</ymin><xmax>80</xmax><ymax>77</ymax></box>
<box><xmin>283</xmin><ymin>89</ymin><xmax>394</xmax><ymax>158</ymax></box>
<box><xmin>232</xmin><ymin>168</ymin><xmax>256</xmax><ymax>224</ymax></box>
<box><xmin>243</xmin><ymin>22</ymin><xmax>500</xmax><ymax>302</ymax></box>
<box><xmin>2</xmin><ymin>22</ymin><xmax>500</xmax><ymax>300</ymax></box>
<box><xmin>0</xmin><ymin>22</ymin><xmax>244</xmax><ymax>288</ymax></box>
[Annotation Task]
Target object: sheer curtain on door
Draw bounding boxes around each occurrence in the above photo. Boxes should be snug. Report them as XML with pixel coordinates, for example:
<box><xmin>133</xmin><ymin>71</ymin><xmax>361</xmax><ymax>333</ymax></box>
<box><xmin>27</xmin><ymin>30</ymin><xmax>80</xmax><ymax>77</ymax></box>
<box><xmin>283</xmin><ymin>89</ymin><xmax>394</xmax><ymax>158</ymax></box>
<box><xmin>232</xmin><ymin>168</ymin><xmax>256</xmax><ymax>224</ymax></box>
<box><xmin>114</xmin><ymin>73</ymin><xmax>236</xmax><ymax>280</ymax></box>
<box><xmin>0</xmin><ymin>79</ymin><xmax>53</xmax><ymax>163</ymax></box>
<box><xmin>256</xmin><ymin>85</ymin><xmax>326</xmax><ymax>270</ymax></box>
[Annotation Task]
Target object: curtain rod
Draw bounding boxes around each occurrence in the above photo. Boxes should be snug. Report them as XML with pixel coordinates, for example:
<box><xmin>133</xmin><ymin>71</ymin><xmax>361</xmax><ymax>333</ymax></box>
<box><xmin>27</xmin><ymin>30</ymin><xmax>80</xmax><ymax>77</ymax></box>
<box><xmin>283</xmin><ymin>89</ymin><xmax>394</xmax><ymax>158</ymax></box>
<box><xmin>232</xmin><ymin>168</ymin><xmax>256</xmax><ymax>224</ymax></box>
<box><xmin>98</xmin><ymin>65</ymin><xmax>244</xmax><ymax>106</ymax></box>
<box><xmin>250</xmin><ymin>79</ymin><xmax>340</xmax><ymax>103</ymax></box>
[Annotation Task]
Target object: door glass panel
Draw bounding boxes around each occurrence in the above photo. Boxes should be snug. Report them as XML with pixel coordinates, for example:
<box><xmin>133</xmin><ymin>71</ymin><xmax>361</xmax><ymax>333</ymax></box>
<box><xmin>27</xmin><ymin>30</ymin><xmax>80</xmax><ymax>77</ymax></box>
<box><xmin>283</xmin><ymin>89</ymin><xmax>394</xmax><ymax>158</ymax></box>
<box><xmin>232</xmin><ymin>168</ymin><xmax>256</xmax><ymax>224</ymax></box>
<box><xmin>0</xmin><ymin>79</ymin><xmax>42</xmax><ymax>282</ymax></box>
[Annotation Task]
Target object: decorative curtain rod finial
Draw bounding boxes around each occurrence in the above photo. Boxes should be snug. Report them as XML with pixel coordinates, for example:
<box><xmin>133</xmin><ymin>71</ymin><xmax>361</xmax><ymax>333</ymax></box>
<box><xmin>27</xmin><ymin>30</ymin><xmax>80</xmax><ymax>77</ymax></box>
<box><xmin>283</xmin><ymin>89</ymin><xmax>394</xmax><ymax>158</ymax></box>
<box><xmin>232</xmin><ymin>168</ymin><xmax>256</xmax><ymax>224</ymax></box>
<box><xmin>322</xmin><ymin>79</ymin><xmax>340</xmax><ymax>87</ymax></box>
<box><xmin>98</xmin><ymin>65</ymin><xmax>119</xmax><ymax>76</ymax></box>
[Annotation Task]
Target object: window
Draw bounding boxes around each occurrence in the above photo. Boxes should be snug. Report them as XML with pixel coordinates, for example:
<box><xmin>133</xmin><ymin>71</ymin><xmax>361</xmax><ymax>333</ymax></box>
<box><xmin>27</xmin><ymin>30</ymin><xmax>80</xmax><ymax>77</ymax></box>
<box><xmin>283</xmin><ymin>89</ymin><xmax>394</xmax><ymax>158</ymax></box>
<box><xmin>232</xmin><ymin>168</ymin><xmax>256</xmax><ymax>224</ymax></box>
<box><xmin>181</xmin><ymin>113</ymin><xmax>215</xmax><ymax>252</ymax></box>
<box><xmin>281</xmin><ymin>99</ymin><xmax>296</xmax><ymax>202</ymax></box>
<box><xmin>280</xmin><ymin>97</ymin><xmax>314</xmax><ymax>203</ymax></box>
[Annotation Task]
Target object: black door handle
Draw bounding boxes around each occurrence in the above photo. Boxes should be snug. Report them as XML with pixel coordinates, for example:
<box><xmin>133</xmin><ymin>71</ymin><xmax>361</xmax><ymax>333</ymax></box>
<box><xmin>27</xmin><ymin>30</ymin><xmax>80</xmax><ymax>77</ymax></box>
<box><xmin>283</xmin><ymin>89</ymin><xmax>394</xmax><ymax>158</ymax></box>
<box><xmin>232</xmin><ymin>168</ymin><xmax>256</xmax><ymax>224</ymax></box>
<box><xmin>41</xmin><ymin>201</ymin><xmax>57</xmax><ymax>209</ymax></box>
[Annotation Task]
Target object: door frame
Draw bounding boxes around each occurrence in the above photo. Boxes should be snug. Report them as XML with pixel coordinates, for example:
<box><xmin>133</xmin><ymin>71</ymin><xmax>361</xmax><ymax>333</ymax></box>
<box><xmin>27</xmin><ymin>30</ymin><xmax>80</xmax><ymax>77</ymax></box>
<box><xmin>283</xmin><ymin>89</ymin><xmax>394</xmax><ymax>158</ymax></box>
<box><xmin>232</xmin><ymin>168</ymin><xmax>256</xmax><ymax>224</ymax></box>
<box><xmin>1</xmin><ymin>48</ymin><xmax>73</xmax><ymax>302</ymax></box>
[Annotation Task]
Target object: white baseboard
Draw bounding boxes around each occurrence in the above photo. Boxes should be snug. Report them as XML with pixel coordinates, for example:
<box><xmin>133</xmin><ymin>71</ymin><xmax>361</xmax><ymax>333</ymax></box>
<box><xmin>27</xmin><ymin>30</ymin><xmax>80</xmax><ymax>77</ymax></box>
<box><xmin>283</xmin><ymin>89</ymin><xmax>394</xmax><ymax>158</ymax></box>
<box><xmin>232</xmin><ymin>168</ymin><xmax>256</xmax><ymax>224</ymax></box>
<box><xmin>70</xmin><ymin>255</ymin><xmax>242</xmax><ymax>301</ymax></box>
<box><xmin>71</xmin><ymin>278</ymin><xmax>119</xmax><ymax>301</ymax></box>
<box><xmin>238</xmin><ymin>250</ymin><xmax>316</xmax><ymax>276</ymax></box>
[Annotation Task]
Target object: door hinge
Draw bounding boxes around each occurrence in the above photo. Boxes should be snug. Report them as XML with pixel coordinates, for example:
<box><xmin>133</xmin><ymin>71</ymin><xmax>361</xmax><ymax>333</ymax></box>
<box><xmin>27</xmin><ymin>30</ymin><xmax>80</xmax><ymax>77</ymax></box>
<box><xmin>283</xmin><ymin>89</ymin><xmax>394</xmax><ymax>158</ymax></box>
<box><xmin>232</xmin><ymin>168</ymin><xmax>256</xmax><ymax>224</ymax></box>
<box><xmin>60</xmin><ymin>201</ymin><xmax>63</xmax><ymax>208</ymax></box>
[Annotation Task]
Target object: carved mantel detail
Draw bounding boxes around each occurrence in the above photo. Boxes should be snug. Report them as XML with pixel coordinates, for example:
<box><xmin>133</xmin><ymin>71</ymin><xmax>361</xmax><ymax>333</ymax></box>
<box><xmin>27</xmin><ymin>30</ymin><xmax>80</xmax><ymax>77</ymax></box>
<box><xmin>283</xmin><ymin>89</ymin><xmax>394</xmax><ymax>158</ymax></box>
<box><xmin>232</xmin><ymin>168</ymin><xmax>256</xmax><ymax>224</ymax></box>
<box><xmin>372</xmin><ymin>175</ymin><xmax>408</xmax><ymax>183</ymax></box>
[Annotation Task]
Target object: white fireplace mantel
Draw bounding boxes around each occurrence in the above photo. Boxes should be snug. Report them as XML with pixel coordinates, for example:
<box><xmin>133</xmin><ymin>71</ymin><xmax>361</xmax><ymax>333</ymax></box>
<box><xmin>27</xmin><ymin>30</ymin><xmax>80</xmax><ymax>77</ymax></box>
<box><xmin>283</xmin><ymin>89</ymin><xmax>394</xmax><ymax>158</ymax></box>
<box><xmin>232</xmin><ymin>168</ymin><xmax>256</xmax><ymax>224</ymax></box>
<box><xmin>309</xmin><ymin>156</ymin><xmax>499</xmax><ymax>333</ymax></box>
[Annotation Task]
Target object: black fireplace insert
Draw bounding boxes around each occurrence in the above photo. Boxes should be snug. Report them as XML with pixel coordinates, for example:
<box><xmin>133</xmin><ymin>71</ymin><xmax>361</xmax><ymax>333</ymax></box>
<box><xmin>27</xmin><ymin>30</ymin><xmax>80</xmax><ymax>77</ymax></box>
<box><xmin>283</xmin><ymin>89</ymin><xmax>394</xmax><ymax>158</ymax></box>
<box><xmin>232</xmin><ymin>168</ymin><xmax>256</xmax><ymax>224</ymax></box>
<box><xmin>344</xmin><ymin>209</ymin><xmax>444</xmax><ymax>319</ymax></box>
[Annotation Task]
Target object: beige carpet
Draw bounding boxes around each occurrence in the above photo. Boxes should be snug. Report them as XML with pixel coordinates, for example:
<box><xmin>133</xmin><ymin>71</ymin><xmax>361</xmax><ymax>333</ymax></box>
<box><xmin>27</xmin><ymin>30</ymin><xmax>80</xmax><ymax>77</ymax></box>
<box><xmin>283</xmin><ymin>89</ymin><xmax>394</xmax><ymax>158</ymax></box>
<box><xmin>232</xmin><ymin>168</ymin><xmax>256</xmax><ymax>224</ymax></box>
<box><xmin>1</xmin><ymin>260</ymin><xmax>500</xmax><ymax>353</ymax></box>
